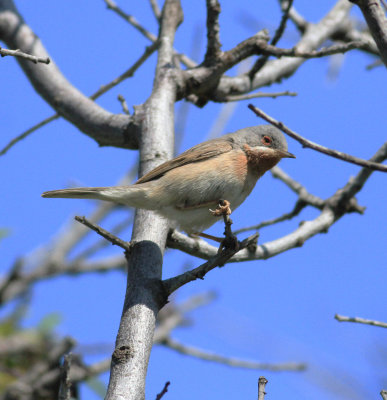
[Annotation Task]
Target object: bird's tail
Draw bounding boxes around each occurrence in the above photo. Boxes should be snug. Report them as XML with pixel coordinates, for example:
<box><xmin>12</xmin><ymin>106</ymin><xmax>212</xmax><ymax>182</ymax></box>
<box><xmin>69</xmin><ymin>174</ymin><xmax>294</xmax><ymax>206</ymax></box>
<box><xmin>42</xmin><ymin>185</ymin><xmax>150</xmax><ymax>209</ymax></box>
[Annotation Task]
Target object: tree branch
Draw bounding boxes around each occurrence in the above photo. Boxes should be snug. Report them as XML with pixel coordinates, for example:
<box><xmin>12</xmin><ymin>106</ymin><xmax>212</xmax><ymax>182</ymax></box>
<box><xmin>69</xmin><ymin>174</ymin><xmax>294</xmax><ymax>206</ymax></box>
<box><xmin>105</xmin><ymin>1</ymin><xmax>183</xmax><ymax>399</ymax></box>
<box><xmin>213</xmin><ymin>0</ymin><xmax>352</xmax><ymax>99</ymax></box>
<box><xmin>0</xmin><ymin>45</ymin><xmax>50</xmax><ymax>63</ymax></box>
<box><xmin>349</xmin><ymin>0</ymin><xmax>387</xmax><ymax>68</ymax></box>
<box><xmin>163</xmin><ymin>233</ymin><xmax>259</xmax><ymax>294</ymax></box>
<box><xmin>155</xmin><ymin>382</ymin><xmax>170</xmax><ymax>400</ymax></box>
<box><xmin>162</xmin><ymin>337</ymin><xmax>306</xmax><ymax>371</ymax></box>
<box><xmin>204</xmin><ymin>0</ymin><xmax>222</xmax><ymax>63</ymax></box>
<box><xmin>335</xmin><ymin>314</ymin><xmax>387</xmax><ymax>328</ymax></box>
<box><xmin>248</xmin><ymin>104</ymin><xmax>387</xmax><ymax>172</ymax></box>
<box><xmin>104</xmin><ymin>0</ymin><xmax>195</xmax><ymax>68</ymax></box>
<box><xmin>258</xmin><ymin>376</ymin><xmax>268</xmax><ymax>400</ymax></box>
<box><xmin>74</xmin><ymin>216</ymin><xmax>132</xmax><ymax>252</ymax></box>
<box><xmin>0</xmin><ymin>0</ymin><xmax>140</xmax><ymax>149</ymax></box>
<box><xmin>249</xmin><ymin>0</ymin><xmax>294</xmax><ymax>77</ymax></box>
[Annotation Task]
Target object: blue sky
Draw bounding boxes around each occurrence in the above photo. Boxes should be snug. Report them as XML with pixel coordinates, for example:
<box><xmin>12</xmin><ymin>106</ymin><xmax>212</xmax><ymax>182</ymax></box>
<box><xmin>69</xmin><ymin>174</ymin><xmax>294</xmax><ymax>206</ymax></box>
<box><xmin>1</xmin><ymin>1</ymin><xmax>386</xmax><ymax>399</ymax></box>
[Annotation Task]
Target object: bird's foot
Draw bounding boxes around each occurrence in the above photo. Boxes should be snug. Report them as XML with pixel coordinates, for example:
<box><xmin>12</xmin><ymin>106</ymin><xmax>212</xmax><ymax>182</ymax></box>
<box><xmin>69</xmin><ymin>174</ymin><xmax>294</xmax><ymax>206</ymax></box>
<box><xmin>210</xmin><ymin>199</ymin><xmax>232</xmax><ymax>217</ymax></box>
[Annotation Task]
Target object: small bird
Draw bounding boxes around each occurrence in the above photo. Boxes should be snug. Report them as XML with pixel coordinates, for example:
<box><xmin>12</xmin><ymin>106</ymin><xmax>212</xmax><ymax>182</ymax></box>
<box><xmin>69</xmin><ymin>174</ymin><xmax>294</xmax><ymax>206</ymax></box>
<box><xmin>42</xmin><ymin>125</ymin><xmax>295</xmax><ymax>234</ymax></box>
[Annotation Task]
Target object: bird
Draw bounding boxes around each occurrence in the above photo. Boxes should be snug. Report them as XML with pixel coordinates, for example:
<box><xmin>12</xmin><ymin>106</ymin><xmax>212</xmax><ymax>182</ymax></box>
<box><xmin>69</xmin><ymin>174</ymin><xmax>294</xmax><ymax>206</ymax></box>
<box><xmin>42</xmin><ymin>125</ymin><xmax>295</xmax><ymax>234</ymax></box>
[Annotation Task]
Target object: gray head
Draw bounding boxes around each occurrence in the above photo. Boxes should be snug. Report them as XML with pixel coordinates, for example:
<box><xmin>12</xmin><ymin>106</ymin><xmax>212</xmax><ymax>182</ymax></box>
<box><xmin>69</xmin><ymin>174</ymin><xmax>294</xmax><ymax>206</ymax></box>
<box><xmin>224</xmin><ymin>125</ymin><xmax>295</xmax><ymax>159</ymax></box>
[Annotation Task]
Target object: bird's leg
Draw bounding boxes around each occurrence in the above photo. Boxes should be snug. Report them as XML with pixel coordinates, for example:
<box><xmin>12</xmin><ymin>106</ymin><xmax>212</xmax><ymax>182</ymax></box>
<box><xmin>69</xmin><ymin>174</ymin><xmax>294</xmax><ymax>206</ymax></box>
<box><xmin>191</xmin><ymin>232</ymin><xmax>224</xmax><ymax>243</ymax></box>
<box><xmin>210</xmin><ymin>200</ymin><xmax>239</xmax><ymax>253</ymax></box>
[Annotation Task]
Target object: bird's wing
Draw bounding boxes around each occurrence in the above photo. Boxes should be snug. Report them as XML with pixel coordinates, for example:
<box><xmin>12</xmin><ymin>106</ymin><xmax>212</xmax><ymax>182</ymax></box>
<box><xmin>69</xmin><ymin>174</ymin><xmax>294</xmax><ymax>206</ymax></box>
<box><xmin>136</xmin><ymin>138</ymin><xmax>233</xmax><ymax>184</ymax></box>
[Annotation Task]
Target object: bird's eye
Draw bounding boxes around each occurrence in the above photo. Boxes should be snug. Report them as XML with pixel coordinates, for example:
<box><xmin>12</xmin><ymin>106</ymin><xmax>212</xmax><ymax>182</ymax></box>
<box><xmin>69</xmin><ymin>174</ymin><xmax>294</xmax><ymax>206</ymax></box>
<box><xmin>261</xmin><ymin>136</ymin><xmax>272</xmax><ymax>146</ymax></box>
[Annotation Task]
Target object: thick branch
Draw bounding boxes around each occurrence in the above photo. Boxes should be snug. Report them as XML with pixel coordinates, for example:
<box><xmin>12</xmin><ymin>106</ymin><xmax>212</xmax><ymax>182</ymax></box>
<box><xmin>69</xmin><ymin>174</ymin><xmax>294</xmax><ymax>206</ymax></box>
<box><xmin>105</xmin><ymin>1</ymin><xmax>182</xmax><ymax>399</ymax></box>
<box><xmin>0</xmin><ymin>0</ymin><xmax>140</xmax><ymax>149</ymax></box>
<box><xmin>350</xmin><ymin>0</ymin><xmax>387</xmax><ymax>68</ymax></box>
<box><xmin>204</xmin><ymin>0</ymin><xmax>222</xmax><ymax>63</ymax></box>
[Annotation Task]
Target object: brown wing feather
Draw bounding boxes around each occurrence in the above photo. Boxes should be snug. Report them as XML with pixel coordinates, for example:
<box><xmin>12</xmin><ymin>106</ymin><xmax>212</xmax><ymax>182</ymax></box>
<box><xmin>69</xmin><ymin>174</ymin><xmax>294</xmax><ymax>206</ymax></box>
<box><xmin>135</xmin><ymin>138</ymin><xmax>233</xmax><ymax>184</ymax></box>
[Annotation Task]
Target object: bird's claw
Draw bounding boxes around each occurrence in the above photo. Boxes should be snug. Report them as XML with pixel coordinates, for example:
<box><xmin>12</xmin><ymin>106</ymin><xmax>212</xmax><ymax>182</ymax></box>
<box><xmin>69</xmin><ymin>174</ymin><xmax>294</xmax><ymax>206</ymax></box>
<box><xmin>210</xmin><ymin>199</ymin><xmax>232</xmax><ymax>217</ymax></box>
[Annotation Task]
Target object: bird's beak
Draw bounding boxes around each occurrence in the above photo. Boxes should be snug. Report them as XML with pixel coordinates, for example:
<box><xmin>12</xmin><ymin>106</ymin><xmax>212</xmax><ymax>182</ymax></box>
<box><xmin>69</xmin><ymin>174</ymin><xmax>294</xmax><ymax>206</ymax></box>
<box><xmin>276</xmin><ymin>149</ymin><xmax>296</xmax><ymax>159</ymax></box>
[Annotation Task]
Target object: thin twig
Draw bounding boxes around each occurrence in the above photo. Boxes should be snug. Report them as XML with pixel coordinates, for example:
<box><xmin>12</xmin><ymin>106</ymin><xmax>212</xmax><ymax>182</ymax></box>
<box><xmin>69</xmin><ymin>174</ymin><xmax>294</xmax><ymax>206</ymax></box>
<box><xmin>0</xmin><ymin>46</ymin><xmax>50</xmax><ymax>64</ymax></box>
<box><xmin>118</xmin><ymin>94</ymin><xmax>130</xmax><ymax>115</ymax></box>
<box><xmin>104</xmin><ymin>0</ymin><xmax>195</xmax><ymax>68</ymax></box>
<box><xmin>248</xmin><ymin>104</ymin><xmax>387</xmax><ymax>172</ymax></box>
<box><xmin>156</xmin><ymin>381</ymin><xmax>170</xmax><ymax>400</ymax></box>
<box><xmin>258</xmin><ymin>376</ymin><xmax>268</xmax><ymax>400</ymax></box>
<box><xmin>249</xmin><ymin>0</ymin><xmax>293</xmax><ymax>77</ymax></box>
<box><xmin>280</xmin><ymin>0</ymin><xmax>308</xmax><ymax>33</ymax></box>
<box><xmin>0</xmin><ymin>114</ymin><xmax>59</xmax><ymax>156</ymax></box>
<box><xmin>74</xmin><ymin>216</ymin><xmax>132</xmax><ymax>251</ymax></box>
<box><xmin>218</xmin><ymin>90</ymin><xmax>297</xmax><ymax>102</ymax></box>
<box><xmin>149</xmin><ymin>0</ymin><xmax>161</xmax><ymax>20</ymax></box>
<box><xmin>260</xmin><ymin>40</ymin><xmax>377</xmax><ymax>59</ymax></box>
<box><xmin>335</xmin><ymin>314</ymin><xmax>387</xmax><ymax>329</ymax></box>
<box><xmin>163</xmin><ymin>338</ymin><xmax>306</xmax><ymax>371</ymax></box>
<box><xmin>233</xmin><ymin>200</ymin><xmax>306</xmax><ymax>234</ymax></box>
<box><xmin>72</xmin><ymin>214</ymin><xmax>133</xmax><ymax>263</ymax></box>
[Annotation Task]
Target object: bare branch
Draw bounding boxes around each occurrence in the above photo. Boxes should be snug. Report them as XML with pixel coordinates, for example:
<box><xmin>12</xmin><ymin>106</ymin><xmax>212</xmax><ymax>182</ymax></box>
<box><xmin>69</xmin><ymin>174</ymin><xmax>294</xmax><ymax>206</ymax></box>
<box><xmin>74</xmin><ymin>216</ymin><xmax>132</xmax><ymax>252</ymax></box>
<box><xmin>105</xmin><ymin>1</ymin><xmax>183</xmax><ymax>398</ymax></box>
<box><xmin>149</xmin><ymin>0</ymin><xmax>161</xmax><ymax>21</ymax></box>
<box><xmin>0</xmin><ymin>0</ymin><xmax>140</xmax><ymax>150</ymax></box>
<box><xmin>280</xmin><ymin>0</ymin><xmax>309</xmax><ymax>33</ymax></box>
<box><xmin>0</xmin><ymin>114</ymin><xmax>59</xmax><ymax>156</ymax></box>
<box><xmin>163</xmin><ymin>233</ymin><xmax>259</xmax><ymax>294</ymax></box>
<box><xmin>0</xmin><ymin>39</ymin><xmax>157</xmax><ymax>156</ymax></box>
<box><xmin>260</xmin><ymin>40</ymin><xmax>377</xmax><ymax>59</ymax></box>
<box><xmin>233</xmin><ymin>200</ymin><xmax>306</xmax><ymax>235</ymax></box>
<box><xmin>204</xmin><ymin>0</ymin><xmax>222</xmax><ymax>63</ymax></box>
<box><xmin>104</xmin><ymin>0</ymin><xmax>195</xmax><ymax>68</ymax></box>
<box><xmin>217</xmin><ymin>90</ymin><xmax>297</xmax><ymax>102</ymax></box>
<box><xmin>271</xmin><ymin>166</ymin><xmax>327</xmax><ymax>209</ymax></box>
<box><xmin>335</xmin><ymin>314</ymin><xmax>387</xmax><ymax>329</ymax></box>
<box><xmin>163</xmin><ymin>338</ymin><xmax>306</xmax><ymax>371</ymax></box>
<box><xmin>249</xmin><ymin>0</ymin><xmax>294</xmax><ymax>77</ymax></box>
<box><xmin>214</xmin><ymin>0</ymin><xmax>352</xmax><ymax>98</ymax></box>
<box><xmin>155</xmin><ymin>382</ymin><xmax>170</xmax><ymax>400</ymax></box>
<box><xmin>248</xmin><ymin>104</ymin><xmax>387</xmax><ymax>172</ymax></box>
<box><xmin>258</xmin><ymin>376</ymin><xmax>268</xmax><ymax>400</ymax></box>
<box><xmin>118</xmin><ymin>94</ymin><xmax>130</xmax><ymax>115</ymax></box>
<box><xmin>349</xmin><ymin>0</ymin><xmax>387</xmax><ymax>68</ymax></box>
<box><xmin>0</xmin><ymin>46</ymin><xmax>50</xmax><ymax>64</ymax></box>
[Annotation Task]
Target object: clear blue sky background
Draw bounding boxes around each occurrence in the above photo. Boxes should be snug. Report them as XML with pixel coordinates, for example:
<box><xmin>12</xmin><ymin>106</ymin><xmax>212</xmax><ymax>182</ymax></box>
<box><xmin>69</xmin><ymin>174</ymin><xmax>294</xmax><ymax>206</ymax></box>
<box><xmin>1</xmin><ymin>1</ymin><xmax>386</xmax><ymax>399</ymax></box>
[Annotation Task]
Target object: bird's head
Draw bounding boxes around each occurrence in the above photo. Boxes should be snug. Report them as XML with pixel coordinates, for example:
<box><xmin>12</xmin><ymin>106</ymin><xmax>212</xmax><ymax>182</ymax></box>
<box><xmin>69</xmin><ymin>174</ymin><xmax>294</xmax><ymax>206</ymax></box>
<box><xmin>227</xmin><ymin>125</ymin><xmax>295</xmax><ymax>173</ymax></box>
